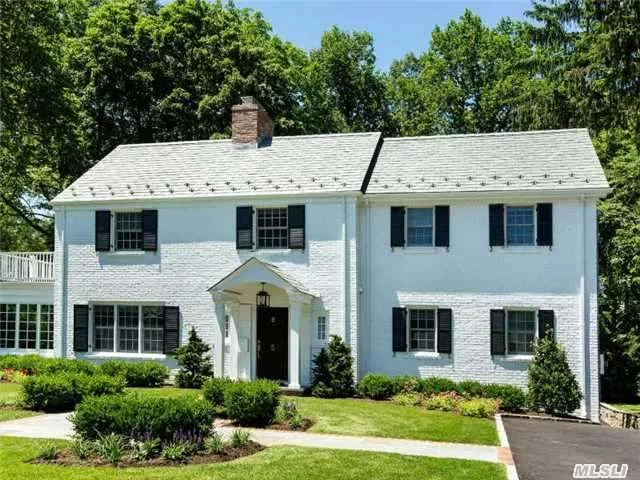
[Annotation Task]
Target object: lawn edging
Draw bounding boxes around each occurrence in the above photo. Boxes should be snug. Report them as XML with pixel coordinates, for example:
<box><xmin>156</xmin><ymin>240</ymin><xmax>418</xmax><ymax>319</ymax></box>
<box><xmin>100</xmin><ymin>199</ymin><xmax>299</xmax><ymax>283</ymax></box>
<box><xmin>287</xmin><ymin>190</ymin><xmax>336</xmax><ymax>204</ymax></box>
<box><xmin>600</xmin><ymin>402</ymin><xmax>640</xmax><ymax>430</ymax></box>
<box><xmin>495</xmin><ymin>414</ymin><xmax>519</xmax><ymax>480</ymax></box>
<box><xmin>498</xmin><ymin>412</ymin><xmax>596</xmax><ymax>425</ymax></box>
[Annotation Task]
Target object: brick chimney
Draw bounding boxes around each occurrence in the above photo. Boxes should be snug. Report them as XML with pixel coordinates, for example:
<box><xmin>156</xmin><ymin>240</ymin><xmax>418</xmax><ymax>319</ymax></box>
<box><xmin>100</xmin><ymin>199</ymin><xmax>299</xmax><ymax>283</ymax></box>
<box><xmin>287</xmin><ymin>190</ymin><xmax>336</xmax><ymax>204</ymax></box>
<box><xmin>231</xmin><ymin>96</ymin><xmax>274</xmax><ymax>148</ymax></box>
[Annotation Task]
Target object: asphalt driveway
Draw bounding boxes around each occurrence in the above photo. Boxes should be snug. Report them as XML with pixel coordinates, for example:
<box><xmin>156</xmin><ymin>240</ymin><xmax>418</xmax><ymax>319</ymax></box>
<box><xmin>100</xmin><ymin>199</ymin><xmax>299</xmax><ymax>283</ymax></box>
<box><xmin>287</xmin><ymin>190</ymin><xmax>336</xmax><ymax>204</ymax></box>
<box><xmin>503</xmin><ymin>416</ymin><xmax>640</xmax><ymax>480</ymax></box>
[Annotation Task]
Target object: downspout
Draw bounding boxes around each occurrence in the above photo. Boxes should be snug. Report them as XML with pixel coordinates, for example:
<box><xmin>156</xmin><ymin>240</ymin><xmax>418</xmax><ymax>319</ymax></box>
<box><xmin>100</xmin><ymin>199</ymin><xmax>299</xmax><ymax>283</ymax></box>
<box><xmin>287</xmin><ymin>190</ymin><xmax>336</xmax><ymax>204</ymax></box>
<box><xmin>343</xmin><ymin>196</ymin><xmax>350</xmax><ymax>346</ymax></box>
<box><xmin>580</xmin><ymin>194</ymin><xmax>590</xmax><ymax>419</ymax></box>
<box><xmin>56</xmin><ymin>206</ymin><xmax>68</xmax><ymax>358</ymax></box>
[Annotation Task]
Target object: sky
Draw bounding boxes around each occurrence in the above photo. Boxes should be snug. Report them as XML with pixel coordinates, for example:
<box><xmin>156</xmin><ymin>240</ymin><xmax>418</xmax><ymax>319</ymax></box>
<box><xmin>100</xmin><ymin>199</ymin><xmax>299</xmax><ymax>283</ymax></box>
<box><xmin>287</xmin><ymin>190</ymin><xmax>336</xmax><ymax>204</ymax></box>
<box><xmin>234</xmin><ymin>0</ymin><xmax>532</xmax><ymax>71</ymax></box>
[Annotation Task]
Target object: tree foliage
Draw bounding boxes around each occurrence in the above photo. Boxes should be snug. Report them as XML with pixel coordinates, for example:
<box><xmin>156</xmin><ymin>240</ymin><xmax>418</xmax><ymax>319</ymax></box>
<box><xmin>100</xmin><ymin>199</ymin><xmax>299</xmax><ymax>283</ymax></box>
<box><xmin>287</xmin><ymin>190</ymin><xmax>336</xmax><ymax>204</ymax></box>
<box><xmin>174</xmin><ymin>327</ymin><xmax>213</xmax><ymax>388</ymax></box>
<box><xmin>311</xmin><ymin>335</ymin><xmax>355</xmax><ymax>398</ymax></box>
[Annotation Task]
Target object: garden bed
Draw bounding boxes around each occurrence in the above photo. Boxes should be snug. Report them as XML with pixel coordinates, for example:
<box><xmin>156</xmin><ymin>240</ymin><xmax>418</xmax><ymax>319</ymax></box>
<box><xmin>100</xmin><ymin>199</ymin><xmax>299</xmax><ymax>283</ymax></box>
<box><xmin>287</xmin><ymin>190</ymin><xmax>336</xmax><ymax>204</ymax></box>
<box><xmin>32</xmin><ymin>441</ymin><xmax>264</xmax><ymax>467</ymax></box>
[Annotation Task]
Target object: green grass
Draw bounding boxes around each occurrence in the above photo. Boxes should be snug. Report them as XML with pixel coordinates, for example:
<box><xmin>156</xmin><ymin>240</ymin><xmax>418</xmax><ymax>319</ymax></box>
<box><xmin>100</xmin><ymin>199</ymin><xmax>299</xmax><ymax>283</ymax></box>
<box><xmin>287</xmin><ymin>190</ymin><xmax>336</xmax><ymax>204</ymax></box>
<box><xmin>611</xmin><ymin>403</ymin><xmax>640</xmax><ymax>414</ymax></box>
<box><xmin>0</xmin><ymin>382</ymin><xmax>38</xmax><ymax>421</ymax></box>
<box><xmin>127</xmin><ymin>386</ymin><xmax>201</xmax><ymax>398</ymax></box>
<box><xmin>0</xmin><ymin>436</ymin><xmax>505</xmax><ymax>480</ymax></box>
<box><xmin>286</xmin><ymin>396</ymin><xmax>499</xmax><ymax>446</ymax></box>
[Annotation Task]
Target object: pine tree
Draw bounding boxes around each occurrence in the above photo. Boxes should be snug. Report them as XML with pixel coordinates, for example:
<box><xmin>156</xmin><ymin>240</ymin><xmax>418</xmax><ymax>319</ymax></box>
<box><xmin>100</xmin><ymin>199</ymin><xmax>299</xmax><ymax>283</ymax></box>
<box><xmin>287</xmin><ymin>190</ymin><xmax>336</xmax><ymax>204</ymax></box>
<box><xmin>311</xmin><ymin>335</ymin><xmax>355</xmax><ymax>398</ymax></box>
<box><xmin>174</xmin><ymin>327</ymin><xmax>214</xmax><ymax>388</ymax></box>
<box><xmin>528</xmin><ymin>333</ymin><xmax>582</xmax><ymax>415</ymax></box>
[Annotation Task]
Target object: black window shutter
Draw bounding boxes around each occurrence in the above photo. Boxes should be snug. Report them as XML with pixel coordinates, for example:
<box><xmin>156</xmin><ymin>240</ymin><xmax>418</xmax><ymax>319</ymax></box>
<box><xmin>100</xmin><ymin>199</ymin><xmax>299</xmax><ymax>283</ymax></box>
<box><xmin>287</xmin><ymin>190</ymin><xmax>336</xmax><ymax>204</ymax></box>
<box><xmin>142</xmin><ymin>209</ymin><xmax>158</xmax><ymax>251</ymax></box>
<box><xmin>392</xmin><ymin>307</ymin><xmax>407</xmax><ymax>352</ymax></box>
<box><xmin>489</xmin><ymin>204</ymin><xmax>504</xmax><ymax>247</ymax></box>
<box><xmin>435</xmin><ymin>206</ymin><xmax>450</xmax><ymax>247</ymax></box>
<box><xmin>73</xmin><ymin>305</ymin><xmax>89</xmax><ymax>352</ymax></box>
<box><xmin>390</xmin><ymin>207</ymin><xmax>405</xmax><ymax>247</ymax></box>
<box><xmin>490</xmin><ymin>309</ymin><xmax>506</xmax><ymax>355</ymax></box>
<box><xmin>437</xmin><ymin>308</ymin><xmax>452</xmax><ymax>354</ymax></box>
<box><xmin>538</xmin><ymin>310</ymin><xmax>555</xmax><ymax>340</ymax></box>
<box><xmin>536</xmin><ymin>203</ymin><xmax>553</xmax><ymax>246</ymax></box>
<box><xmin>95</xmin><ymin>210</ymin><xmax>111</xmax><ymax>251</ymax></box>
<box><xmin>288</xmin><ymin>205</ymin><xmax>305</xmax><ymax>249</ymax></box>
<box><xmin>163</xmin><ymin>306</ymin><xmax>180</xmax><ymax>354</ymax></box>
<box><xmin>236</xmin><ymin>206</ymin><xmax>253</xmax><ymax>249</ymax></box>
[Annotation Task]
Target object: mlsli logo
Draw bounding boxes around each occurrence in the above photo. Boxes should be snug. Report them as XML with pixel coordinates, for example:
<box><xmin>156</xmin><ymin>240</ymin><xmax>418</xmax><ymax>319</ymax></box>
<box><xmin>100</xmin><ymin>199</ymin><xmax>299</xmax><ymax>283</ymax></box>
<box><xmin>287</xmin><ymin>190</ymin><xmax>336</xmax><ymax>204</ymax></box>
<box><xmin>573</xmin><ymin>464</ymin><xmax>629</xmax><ymax>479</ymax></box>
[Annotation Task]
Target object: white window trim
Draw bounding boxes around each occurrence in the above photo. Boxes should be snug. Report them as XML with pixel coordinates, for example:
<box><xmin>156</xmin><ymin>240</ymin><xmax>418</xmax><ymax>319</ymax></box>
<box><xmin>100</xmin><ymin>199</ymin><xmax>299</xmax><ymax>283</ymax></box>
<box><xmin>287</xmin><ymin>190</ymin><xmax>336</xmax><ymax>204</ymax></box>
<box><xmin>504</xmin><ymin>307</ymin><xmax>538</xmax><ymax>357</ymax></box>
<box><xmin>406</xmin><ymin>306</ymin><xmax>438</xmax><ymax>353</ymax></box>
<box><xmin>252</xmin><ymin>206</ymin><xmax>291</xmax><ymax>251</ymax></box>
<box><xmin>405</xmin><ymin>207</ymin><xmax>435</xmax><ymax>248</ymax></box>
<box><xmin>317</xmin><ymin>315</ymin><xmax>327</xmax><ymax>341</ymax></box>
<box><xmin>112</xmin><ymin>210</ymin><xmax>144</xmax><ymax>252</ymax></box>
<box><xmin>504</xmin><ymin>205</ymin><xmax>536</xmax><ymax>247</ymax></box>
<box><xmin>0</xmin><ymin>303</ymin><xmax>54</xmax><ymax>352</ymax></box>
<box><xmin>89</xmin><ymin>301</ymin><xmax>165</xmax><ymax>355</ymax></box>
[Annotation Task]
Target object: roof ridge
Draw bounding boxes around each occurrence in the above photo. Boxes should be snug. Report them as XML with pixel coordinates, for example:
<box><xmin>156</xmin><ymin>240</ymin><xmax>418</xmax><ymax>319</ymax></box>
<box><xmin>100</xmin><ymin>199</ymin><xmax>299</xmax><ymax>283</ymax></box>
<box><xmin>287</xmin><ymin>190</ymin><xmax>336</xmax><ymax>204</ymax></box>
<box><xmin>384</xmin><ymin>128</ymin><xmax>589</xmax><ymax>142</ymax></box>
<box><xmin>118</xmin><ymin>131</ymin><xmax>381</xmax><ymax>149</ymax></box>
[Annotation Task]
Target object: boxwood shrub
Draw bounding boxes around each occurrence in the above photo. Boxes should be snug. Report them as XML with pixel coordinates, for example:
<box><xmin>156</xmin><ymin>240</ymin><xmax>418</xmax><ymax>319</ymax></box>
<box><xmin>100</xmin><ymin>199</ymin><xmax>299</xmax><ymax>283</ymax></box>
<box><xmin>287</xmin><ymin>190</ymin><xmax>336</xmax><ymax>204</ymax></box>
<box><xmin>202</xmin><ymin>377</ymin><xmax>234</xmax><ymax>407</ymax></box>
<box><xmin>224</xmin><ymin>379</ymin><xmax>280</xmax><ymax>426</ymax></box>
<box><xmin>98</xmin><ymin>360</ymin><xmax>169</xmax><ymax>387</ymax></box>
<box><xmin>481</xmin><ymin>384</ymin><xmax>526</xmax><ymax>412</ymax></box>
<box><xmin>458</xmin><ymin>380</ymin><xmax>484</xmax><ymax>398</ymax></box>
<box><xmin>416</xmin><ymin>377</ymin><xmax>460</xmax><ymax>396</ymax></box>
<box><xmin>72</xmin><ymin>393</ymin><xmax>214</xmax><ymax>441</ymax></box>
<box><xmin>357</xmin><ymin>374</ymin><xmax>398</xmax><ymax>400</ymax></box>
<box><xmin>21</xmin><ymin>373</ymin><xmax>125</xmax><ymax>412</ymax></box>
<box><xmin>0</xmin><ymin>354</ymin><xmax>95</xmax><ymax>376</ymax></box>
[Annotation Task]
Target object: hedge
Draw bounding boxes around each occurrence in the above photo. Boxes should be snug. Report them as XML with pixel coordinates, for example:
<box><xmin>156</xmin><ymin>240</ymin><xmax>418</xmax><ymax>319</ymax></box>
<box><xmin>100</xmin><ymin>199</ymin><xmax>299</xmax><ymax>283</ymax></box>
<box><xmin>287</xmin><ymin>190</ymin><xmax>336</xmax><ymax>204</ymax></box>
<box><xmin>72</xmin><ymin>393</ymin><xmax>214</xmax><ymax>442</ymax></box>
<box><xmin>202</xmin><ymin>377</ymin><xmax>234</xmax><ymax>407</ymax></box>
<box><xmin>21</xmin><ymin>373</ymin><xmax>125</xmax><ymax>412</ymax></box>
<box><xmin>224</xmin><ymin>379</ymin><xmax>280</xmax><ymax>426</ymax></box>
<box><xmin>98</xmin><ymin>360</ymin><xmax>169</xmax><ymax>387</ymax></box>
<box><xmin>0</xmin><ymin>355</ymin><xmax>95</xmax><ymax>376</ymax></box>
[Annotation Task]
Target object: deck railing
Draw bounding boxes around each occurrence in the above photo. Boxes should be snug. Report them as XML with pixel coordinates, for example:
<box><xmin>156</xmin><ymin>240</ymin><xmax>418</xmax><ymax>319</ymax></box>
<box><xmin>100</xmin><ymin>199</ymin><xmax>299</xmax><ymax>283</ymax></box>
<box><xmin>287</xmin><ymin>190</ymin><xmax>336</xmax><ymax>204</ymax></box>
<box><xmin>0</xmin><ymin>252</ymin><xmax>54</xmax><ymax>283</ymax></box>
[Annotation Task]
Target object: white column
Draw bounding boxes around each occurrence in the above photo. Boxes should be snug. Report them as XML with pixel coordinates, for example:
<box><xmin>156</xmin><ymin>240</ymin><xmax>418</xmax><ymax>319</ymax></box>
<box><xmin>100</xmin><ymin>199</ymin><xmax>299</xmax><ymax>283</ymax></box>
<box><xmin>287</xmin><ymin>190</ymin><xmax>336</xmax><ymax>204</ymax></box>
<box><xmin>288</xmin><ymin>293</ymin><xmax>306</xmax><ymax>389</ymax></box>
<box><xmin>213</xmin><ymin>294</ymin><xmax>225</xmax><ymax>378</ymax></box>
<box><xmin>228</xmin><ymin>301</ymin><xmax>240</xmax><ymax>379</ymax></box>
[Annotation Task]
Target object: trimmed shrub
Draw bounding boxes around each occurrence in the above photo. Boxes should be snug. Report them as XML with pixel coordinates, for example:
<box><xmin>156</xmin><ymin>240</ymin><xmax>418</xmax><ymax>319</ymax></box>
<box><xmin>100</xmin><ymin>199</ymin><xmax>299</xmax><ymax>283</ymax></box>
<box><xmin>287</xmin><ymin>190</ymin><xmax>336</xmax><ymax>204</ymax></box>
<box><xmin>0</xmin><ymin>355</ymin><xmax>95</xmax><ymax>376</ymax></box>
<box><xmin>423</xmin><ymin>391</ymin><xmax>461</xmax><ymax>411</ymax></box>
<box><xmin>481</xmin><ymin>384</ymin><xmax>526</xmax><ymax>412</ymax></box>
<box><xmin>393</xmin><ymin>375</ymin><xmax>418</xmax><ymax>394</ymax></box>
<box><xmin>416</xmin><ymin>377</ymin><xmax>459</xmax><ymax>396</ymax></box>
<box><xmin>21</xmin><ymin>373</ymin><xmax>125</xmax><ymax>412</ymax></box>
<box><xmin>98</xmin><ymin>360</ymin><xmax>169</xmax><ymax>387</ymax></box>
<box><xmin>357</xmin><ymin>374</ymin><xmax>397</xmax><ymax>400</ymax></box>
<box><xmin>72</xmin><ymin>393</ymin><xmax>214</xmax><ymax>442</ymax></box>
<box><xmin>458</xmin><ymin>380</ymin><xmax>484</xmax><ymax>398</ymax></box>
<box><xmin>22</xmin><ymin>375</ymin><xmax>77</xmax><ymax>412</ymax></box>
<box><xmin>174</xmin><ymin>328</ymin><xmax>214</xmax><ymax>389</ymax></box>
<box><xmin>528</xmin><ymin>335</ymin><xmax>582</xmax><ymax>415</ymax></box>
<box><xmin>311</xmin><ymin>335</ymin><xmax>355</xmax><ymax>398</ymax></box>
<box><xmin>224</xmin><ymin>379</ymin><xmax>280</xmax><ymax>426</ymax></box>
<box><xmin>202</xmin><ymin>377</ymin><xmax>234</xmax><ymax>407</ymax></box>
<box><xmin>459</xmin><ymin>398</ymin><xmax>500</xmax><ymax>418</ymax></box>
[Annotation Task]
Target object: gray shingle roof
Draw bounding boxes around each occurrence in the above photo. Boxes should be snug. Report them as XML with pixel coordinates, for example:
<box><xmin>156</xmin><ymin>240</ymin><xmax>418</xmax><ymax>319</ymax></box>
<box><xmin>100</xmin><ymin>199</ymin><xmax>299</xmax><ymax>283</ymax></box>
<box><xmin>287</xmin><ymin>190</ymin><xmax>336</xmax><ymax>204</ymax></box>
<box><xmin>367</xmin><ymin>129</ymin><xmax>609</xmax><ymax>195</ymax></box>
<box><xmin>52</xmin><ymin>132</ymin><xmax>382</xmax><ymax>203</ymax></box>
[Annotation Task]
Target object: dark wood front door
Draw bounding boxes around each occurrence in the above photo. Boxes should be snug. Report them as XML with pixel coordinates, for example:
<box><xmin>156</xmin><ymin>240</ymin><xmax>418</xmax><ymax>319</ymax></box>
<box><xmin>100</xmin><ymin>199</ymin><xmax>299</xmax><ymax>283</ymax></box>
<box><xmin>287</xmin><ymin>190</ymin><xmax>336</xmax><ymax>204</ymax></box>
<box><xmin>256</xmin><ymin>307</ymin><xmax>288</xmax><ymax>382</ymax></box>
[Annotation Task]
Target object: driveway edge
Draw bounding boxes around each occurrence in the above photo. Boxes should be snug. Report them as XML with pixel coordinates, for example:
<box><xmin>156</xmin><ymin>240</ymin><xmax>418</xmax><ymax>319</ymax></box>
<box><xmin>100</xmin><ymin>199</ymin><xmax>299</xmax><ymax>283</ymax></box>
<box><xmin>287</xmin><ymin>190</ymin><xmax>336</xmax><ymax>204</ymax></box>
<box><xmin>496</xmin><ymin>414</ymin><xmax>520</xmax><ymax>480</ymax></box>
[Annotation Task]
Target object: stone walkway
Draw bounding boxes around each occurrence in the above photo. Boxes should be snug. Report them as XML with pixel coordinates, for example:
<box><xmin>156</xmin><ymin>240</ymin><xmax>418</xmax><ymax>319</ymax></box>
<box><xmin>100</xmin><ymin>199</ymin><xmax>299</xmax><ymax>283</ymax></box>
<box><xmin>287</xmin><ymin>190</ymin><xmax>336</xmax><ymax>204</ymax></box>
<box><xmin>0</xmin><ymin>413</ymin><xmax>513</xmax><ymax>465</ymax></box>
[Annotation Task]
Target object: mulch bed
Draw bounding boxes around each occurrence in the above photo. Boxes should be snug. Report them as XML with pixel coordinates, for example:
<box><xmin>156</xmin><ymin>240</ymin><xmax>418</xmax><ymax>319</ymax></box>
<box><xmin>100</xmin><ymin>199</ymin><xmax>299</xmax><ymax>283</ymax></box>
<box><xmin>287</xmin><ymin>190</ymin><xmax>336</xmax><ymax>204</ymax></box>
<box><xmin>31</xmin><ymin>441</ymin><xmax>265</xmax><ymax>468</ymax></box>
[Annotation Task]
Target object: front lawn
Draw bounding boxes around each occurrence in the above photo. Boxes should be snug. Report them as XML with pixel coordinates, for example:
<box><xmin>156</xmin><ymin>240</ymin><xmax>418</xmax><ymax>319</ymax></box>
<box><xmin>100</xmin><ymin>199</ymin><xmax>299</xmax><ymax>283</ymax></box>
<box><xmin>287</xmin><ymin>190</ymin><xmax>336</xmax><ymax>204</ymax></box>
<box><xmin>0</xmin><ymin>437</ymin><xmax>505</xmax><ymax>480</ymax></box>
<box><xmin>611</xmin><ymin>403</ymin><xmax>640</xmax><ymax>414</ymax></box>
<box><xmin>0</xmin><ymin>383</ymin><xmax>38</xmax><ymax>422</ymax></box>
<box><xmin>127</xmin><ymin>386</ymin><xmax>201</xmax><ymax>398</ymax></box>
<box><xmin>287</xmin><ymin>396</ymin><xmax>499</xmax><ymax>445</ymax></box>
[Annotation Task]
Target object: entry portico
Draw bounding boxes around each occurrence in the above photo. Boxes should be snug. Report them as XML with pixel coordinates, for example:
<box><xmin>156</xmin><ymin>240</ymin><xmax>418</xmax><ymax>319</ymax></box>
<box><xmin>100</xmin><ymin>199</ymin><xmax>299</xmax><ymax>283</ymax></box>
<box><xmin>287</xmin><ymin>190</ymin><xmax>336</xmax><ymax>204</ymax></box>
<box><xmin>208</xmin><ymin>257</ymin><xmax>314</xmax><ymax>389</ymax></box>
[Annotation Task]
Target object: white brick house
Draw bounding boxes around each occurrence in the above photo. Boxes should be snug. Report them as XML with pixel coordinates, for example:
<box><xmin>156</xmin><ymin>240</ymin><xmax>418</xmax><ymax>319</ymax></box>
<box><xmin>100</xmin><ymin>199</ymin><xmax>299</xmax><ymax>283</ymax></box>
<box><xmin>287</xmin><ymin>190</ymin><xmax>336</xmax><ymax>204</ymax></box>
<box><xmin>0</xmin><ymin>97</ymin><xmax>609</xmax><ymax>420</ymax></box>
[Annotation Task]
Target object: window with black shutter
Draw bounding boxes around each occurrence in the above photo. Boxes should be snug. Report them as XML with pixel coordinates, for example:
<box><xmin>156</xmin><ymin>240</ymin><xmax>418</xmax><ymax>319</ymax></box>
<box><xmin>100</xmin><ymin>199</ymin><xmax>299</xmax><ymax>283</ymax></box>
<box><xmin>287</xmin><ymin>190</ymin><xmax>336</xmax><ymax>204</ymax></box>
<box><xmin>390</xmin><ymin>207</ymin><xmax>405</xmax><ymax>247</ymax></box>
<box><xmin>392</xmin><ymin>307</ymin><xmax>407</xmax><ymax>352</ymax></box>
<box><xmin>288</xmin><ymin>205</ymin><xmax>305</xmax><ymax>249</ymax></box>
<box><xmin>163</xmin><ymin>306</ymin><xmax>180</xmax><ymax>354</ymax></box>
<box><xmin>142</xmin><ymin>210</ymin><xmax>158</xmax><ymax>251</ymax></box>
<box><xmin>536</xmin><ymin>203</ymin><xmax>553</xmax><ymax>247</ymax></box>
<box><xmin>437</xmin><ymin>309</ymin><xmax>452</xmax><ymax>354</ymax></box>
<box><xmin>95</xmin><ymin>211</ymin><xmax>111</xmax><ymax>251</ymax></box>
<box><xmin>490</xmin><ymin>309</ymin><xmax>506</xmax><ymax>355</ymax></box>
<box><xmin>73</xmin><ymin>305</ymin><xmax>89</xmax><ymax>352</ymax></box>
<box><xmin>236</xmin><ymin>206</ymin><xmax>253</xmax><ymax>249</ymax></box>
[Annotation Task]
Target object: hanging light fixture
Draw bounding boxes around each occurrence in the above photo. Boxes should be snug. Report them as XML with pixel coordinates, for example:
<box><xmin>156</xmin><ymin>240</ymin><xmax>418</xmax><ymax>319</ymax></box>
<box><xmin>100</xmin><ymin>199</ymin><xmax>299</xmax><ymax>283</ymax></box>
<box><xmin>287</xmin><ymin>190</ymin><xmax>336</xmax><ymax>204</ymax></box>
<box><xmin>256</xmin><ymin>282</ymin><xmax>270</xmax><ymax>309</ymax></box>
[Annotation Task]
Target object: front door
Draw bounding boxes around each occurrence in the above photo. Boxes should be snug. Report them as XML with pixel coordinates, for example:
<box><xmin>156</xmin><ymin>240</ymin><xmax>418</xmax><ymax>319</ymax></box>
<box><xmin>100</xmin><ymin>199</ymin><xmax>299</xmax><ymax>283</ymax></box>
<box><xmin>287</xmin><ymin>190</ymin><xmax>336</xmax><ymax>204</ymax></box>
<box><xmin>256</xmin><ymin>307</ymin><xmax>288</xmax><ymax>382</ymax></box>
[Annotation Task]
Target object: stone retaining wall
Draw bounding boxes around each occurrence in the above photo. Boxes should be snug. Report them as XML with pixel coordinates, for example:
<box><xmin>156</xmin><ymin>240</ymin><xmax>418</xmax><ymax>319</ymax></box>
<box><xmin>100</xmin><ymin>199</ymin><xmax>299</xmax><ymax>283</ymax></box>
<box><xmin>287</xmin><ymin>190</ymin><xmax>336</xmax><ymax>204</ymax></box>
<box><xmin>600</xmin><ymin>403</ymin><xmax>640</xmax><ymax>429</ymax></box>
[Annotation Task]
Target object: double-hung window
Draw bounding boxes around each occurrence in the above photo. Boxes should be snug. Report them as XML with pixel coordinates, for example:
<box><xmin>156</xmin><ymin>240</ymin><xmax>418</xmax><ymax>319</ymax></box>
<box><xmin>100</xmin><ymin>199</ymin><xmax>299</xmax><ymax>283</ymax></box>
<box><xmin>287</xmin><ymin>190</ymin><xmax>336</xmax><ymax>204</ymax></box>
<box><xmin>506</xmin><ymin>310</ymin><xmax>536</xmax><ymax>354</ymax></box>
<box><xmin>92</xmin><ymin>304</ymin><xmax>163</xmax><ymax>354</ymax></box>
<box><xmin>115</xmin><ymin>212</ymin><xmax>143</xmax><ymax>250</ymax></box>
<box><xmin>256</xmin><ymin>208</ymin><xmax>288</xmax><ymax>249</ymax></box>
<box><xmin>409</xmin><ymin>308</ymin><xmax>436</xmax><ymax>352</ymax></box>
<box><xmin>506</xmin><ymin>206</ymin><xmax>535</xmax><ymax>246</ymax></box>
<box><xmin>406</xmin><ymin>208</ymin><xmax>434</xmax><ymax>246</ymax></box>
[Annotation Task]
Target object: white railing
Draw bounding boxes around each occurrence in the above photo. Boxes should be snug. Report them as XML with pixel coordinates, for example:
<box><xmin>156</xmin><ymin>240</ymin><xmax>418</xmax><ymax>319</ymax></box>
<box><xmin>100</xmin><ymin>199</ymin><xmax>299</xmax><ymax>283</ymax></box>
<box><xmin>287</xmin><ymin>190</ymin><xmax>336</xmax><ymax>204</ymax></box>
<box><xmin>0</xmin><ymin>252</ymin><xmax>54</xmax><ymax>283</ymax></box>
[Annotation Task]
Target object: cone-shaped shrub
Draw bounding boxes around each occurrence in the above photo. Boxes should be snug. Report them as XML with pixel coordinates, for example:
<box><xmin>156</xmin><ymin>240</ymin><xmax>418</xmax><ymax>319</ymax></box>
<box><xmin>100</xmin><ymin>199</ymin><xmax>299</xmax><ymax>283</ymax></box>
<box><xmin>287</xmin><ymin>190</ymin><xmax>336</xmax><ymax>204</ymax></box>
<box><xmin>311</xmin><ymin>335</ymin><xmax>354</xmax><ymax>398</ymax></box>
